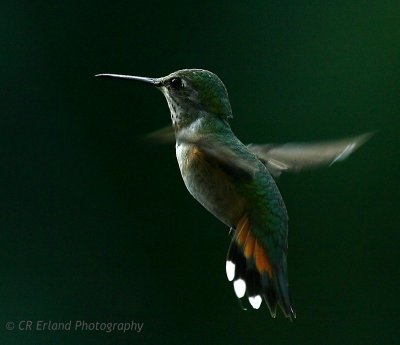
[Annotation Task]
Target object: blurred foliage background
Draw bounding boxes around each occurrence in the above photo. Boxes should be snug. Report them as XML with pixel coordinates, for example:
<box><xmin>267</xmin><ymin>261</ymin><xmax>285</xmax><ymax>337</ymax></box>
<box><xmin>2</xmin><ymin>1</ymin><xmax>399</xmax><ymax>344</ymax></box>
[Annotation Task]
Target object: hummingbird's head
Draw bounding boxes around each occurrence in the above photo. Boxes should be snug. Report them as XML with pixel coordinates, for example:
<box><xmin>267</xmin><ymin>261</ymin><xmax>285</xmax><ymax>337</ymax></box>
<box><xmin>96</xmin><ymin>69</ymin><xmax>233</xmax><ymax>129</ymax></box>
<box><xmin>158</xmin><ymin>69</ymin><xmax>233</xmax><ymax>128</ymax></box>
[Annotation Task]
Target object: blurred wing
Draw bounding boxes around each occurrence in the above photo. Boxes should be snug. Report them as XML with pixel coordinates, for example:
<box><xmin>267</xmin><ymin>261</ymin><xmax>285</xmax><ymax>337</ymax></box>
<box><xmin>177</xmin><ymin>131</ymin><xmax>259</xmax><ymax>180</ymax></box>
<box><xmin>248</xmin><ymin>132</ymin><xmax>373</xmax><ymax>177</ymax></box>
<box><xmin>142</xmin><ymin>126</ymin><xmax>258</xmax><ymax>179</ymax></box>
<box><xmin>143</xmin><ymin>127</ymin><xmax>372</xmax><ymax>176</ymax></box>
<box><xmin>141</xmin><ymin>125</ymin><xmax>175</xmax><ymax>143</ymax></box>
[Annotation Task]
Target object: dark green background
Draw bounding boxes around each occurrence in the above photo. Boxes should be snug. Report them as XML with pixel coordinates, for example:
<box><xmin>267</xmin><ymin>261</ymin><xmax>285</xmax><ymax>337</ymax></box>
<box><xmin>2</xmin><ymin>1</ymin><xmax>399</xmax><ymax>344</ymax></box>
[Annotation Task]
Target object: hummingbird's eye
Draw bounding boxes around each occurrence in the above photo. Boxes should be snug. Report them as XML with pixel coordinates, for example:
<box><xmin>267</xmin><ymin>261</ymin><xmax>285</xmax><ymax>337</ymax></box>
<box><xmin>170</xmin><ymin>77</ymin><xmax>184</xmax><ymax>90</ymax></box>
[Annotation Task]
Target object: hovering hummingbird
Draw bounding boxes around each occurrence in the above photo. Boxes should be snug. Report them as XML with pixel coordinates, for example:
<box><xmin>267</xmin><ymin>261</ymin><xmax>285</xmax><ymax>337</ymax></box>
<box><xmin>96</xmin><ymin>69</ymin><xmax>371</xmax><ymax>320</ymax></box>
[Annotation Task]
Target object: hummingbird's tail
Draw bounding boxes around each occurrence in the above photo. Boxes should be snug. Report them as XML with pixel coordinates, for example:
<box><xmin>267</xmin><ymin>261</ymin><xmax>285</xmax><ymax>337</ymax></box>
<box><xmin>225</xmin><ymin>215</ymin><xmax>295</xmax><ymax>320</ymax></box>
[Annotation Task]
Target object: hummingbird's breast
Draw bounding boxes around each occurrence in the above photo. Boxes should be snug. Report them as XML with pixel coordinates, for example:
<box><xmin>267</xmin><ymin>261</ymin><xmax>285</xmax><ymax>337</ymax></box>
<box><xmin>176</xmin><ymin>142</ymin><xmax>246</xmax><ymax>227</ymax></box>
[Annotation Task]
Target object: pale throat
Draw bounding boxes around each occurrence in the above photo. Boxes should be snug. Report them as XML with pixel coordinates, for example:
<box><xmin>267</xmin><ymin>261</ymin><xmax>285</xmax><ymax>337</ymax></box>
<box><xmin>163</xmin><ymin>95</ymin><xmax>200</xmax><ymax>130</ymax></box>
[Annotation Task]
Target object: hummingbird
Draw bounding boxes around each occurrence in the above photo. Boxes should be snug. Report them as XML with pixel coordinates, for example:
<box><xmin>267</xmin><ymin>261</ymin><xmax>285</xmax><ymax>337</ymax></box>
<box><xmin>96</xmin><ymin>69</ymin><xmax>371</xmax><ymax>320</ymax></box>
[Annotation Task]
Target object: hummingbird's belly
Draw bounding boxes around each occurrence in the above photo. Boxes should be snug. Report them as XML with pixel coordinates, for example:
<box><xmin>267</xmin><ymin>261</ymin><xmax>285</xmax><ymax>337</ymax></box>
<box><xmin>176</xmin><ymin>144</ymin><xmax>246</xmax><ymax>227</ymax></box>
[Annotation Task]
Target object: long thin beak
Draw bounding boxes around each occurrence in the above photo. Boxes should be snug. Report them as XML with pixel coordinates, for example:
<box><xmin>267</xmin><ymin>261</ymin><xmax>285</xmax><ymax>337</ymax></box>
<box><xmin>95</xmin><ymin>73</ymin><xmax>161</xmax><ymax>86</ymax></box>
